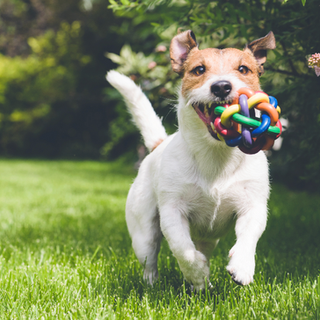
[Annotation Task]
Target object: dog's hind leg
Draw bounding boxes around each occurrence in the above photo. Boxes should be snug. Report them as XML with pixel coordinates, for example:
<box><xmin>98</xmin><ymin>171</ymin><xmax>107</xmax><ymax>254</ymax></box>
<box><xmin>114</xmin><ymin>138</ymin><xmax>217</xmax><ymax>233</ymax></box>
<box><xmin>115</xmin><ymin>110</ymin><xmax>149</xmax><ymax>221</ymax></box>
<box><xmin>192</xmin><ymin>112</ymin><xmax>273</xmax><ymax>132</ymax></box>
<box><xmin>126</xmin><ymin>178</ymin><xmax>162</xmax><ymax>285</ymax></box>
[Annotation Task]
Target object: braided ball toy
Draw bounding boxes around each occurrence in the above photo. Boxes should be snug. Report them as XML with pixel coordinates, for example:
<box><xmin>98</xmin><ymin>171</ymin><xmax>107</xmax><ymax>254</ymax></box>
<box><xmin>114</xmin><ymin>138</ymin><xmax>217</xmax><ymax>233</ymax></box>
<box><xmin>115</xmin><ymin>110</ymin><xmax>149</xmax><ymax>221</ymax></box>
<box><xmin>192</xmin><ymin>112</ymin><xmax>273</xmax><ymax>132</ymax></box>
<box><xmin>213</xmin><ymin>88</ymin><xmax>282</xmax><ymax>154</ymax></box>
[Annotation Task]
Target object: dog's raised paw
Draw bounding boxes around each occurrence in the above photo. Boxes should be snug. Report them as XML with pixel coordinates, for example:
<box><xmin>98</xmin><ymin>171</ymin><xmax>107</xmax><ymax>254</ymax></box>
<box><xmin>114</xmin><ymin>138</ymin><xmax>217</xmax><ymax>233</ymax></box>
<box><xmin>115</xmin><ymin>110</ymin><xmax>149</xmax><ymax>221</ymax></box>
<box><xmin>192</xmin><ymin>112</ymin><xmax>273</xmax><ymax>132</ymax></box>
<box><xmin>226</xmin><ymin>244</ymin><xmax>255</xmax><ymax>285</ymax></box>
<box><xmin>226</xmin><ymin>264</ymin><xmax>254</xmax><ymax>286</ymax></box>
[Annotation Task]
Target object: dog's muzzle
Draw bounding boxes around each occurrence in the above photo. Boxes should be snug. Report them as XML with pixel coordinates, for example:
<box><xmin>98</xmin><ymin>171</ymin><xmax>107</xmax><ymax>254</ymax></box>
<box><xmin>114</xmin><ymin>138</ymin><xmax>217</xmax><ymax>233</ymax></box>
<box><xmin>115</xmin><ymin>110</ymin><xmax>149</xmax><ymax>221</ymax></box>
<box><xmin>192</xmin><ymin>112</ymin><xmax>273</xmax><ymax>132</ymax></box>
<box><xmin>192</xmin><ymin>101</ymin><xmax>232</xmax><ymax>140</ymax></box>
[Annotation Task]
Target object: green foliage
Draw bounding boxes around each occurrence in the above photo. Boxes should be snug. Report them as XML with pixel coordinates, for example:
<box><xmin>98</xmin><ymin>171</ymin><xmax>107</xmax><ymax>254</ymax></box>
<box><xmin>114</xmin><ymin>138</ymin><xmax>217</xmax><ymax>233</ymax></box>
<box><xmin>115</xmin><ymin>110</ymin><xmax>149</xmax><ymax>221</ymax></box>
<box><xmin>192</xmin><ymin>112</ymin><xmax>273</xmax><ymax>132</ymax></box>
<box><xmin>100</xmin><ymin>87</ymin><xmax>140</xmax><ymax>160</ymax></box>
<box><xmin>0</xmin><ymin>0</ymin><xmax>83</xmax><ymax>56</ymax></box>
<box><xmin>0</xmin><ymin>21</ymin><xmax>89</xmax><ymax>109</ymax></box>
<box><xmin>284</xmin><ymin>0</ymin><xmax>307</xmax><ymax>5</ymax></box>
<box><xmin>0</xmin><ymin>21</ymin><xmax>96</xmax><ymax>157</ymax></box>
<box><xmin>0</xmin><ymin>0</ymin><xmax>130</xmax><ymax>159</ymax></box>
<box><xmin>107</xmin><ymin>0</ymin><xmax>320</xmax><ymax>189</ymax></box>
<box><xmin>0</xmin><ymin>0</ymin><xmax>318</xmax><ymax>188</ymax></box>
<box><xmin>0</xmin><ymin>159</ymin><xmax>319</xmax><ymax>318</ymax></box>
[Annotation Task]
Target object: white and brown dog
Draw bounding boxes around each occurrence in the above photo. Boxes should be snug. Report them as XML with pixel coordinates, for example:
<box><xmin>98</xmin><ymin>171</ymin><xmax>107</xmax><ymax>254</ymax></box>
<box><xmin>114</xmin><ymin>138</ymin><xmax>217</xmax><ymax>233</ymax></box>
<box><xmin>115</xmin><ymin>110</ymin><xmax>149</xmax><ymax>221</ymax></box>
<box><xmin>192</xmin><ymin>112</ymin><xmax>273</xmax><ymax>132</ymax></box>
<box><xmin>107</xmin><ymin>30</ymin><xmax>276</xmax><ymax>290</ymax></box>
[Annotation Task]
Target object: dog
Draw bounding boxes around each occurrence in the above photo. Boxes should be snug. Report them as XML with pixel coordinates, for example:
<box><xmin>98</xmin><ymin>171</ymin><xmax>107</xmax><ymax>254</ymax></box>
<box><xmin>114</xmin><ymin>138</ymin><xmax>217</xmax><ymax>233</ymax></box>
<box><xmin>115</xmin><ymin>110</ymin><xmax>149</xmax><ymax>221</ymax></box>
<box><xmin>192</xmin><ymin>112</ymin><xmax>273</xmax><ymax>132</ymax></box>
<box><xmin>106</xmin><ymin>30</ymin><xmax>276</xmax><ymax>290</ymax></box>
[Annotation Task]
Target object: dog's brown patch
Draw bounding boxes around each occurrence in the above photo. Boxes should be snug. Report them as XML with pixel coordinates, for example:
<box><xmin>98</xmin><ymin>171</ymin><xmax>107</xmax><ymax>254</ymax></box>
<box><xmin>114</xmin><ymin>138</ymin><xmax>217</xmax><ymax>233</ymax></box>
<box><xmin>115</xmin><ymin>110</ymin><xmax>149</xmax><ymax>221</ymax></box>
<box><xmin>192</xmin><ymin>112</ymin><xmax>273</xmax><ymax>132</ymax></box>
<box><xmin>152</xmin><ymin>139</ymin><xmax>164</xmax><ymax>151</ymax></box>
<box><xmin>181</xmin><ymin>47</ymin><xmax>261</xmax><ymax>96</ymax></box>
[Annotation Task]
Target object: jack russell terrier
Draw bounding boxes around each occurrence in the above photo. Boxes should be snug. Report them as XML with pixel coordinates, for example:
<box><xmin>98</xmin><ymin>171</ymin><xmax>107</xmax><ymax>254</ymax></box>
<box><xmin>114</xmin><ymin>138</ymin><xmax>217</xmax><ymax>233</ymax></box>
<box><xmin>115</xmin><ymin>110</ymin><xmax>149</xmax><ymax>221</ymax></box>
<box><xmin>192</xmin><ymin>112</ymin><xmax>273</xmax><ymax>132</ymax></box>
<box><xmin>106</xmin><ymin>30</ymin><xmax>276</xmax><ymax>290</ymax></box>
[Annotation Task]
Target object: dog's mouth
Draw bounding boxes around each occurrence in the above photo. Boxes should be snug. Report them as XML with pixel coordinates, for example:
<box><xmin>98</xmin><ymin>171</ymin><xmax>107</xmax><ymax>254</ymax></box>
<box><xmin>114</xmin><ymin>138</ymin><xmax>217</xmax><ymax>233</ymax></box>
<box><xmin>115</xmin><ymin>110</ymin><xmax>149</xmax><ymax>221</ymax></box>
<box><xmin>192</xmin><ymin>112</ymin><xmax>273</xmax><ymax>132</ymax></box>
<box><xmin>192</xmin><ymin>100</ymin><xmax>233</xmax><ymax>139</ymax></box>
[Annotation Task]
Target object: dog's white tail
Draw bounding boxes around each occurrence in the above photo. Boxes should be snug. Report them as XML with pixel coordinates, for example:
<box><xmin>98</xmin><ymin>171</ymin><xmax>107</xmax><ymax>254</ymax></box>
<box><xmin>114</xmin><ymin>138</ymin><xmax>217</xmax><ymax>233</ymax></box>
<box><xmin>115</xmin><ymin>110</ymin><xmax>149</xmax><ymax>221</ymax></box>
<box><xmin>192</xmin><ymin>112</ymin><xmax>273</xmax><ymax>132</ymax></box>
<box><xmin>106</xmin><ymin>70</ymin><xmax>168</xmax><ymax>152</ymax></box>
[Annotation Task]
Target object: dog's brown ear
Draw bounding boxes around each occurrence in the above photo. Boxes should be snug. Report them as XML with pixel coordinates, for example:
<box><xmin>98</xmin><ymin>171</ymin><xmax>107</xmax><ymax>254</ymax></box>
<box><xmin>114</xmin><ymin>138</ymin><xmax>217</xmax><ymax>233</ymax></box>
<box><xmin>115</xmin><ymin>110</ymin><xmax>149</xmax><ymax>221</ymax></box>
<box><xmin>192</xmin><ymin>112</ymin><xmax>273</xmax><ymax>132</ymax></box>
<box><xmin>170</xmin><ymin>30</ymin><xmax>198</xmax><ymax>75</ymax></box>
<box><xmin>246</xmin><ymin>31</ymin><xmax>276</xmax><ymax>75</ymax></box>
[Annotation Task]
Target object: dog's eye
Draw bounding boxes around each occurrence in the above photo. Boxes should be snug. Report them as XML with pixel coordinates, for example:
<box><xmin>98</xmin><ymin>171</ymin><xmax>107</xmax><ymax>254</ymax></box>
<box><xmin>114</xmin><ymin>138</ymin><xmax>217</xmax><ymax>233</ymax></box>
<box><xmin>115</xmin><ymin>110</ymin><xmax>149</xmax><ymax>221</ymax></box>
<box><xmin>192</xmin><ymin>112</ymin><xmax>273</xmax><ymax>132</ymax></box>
<box><xmin>192</xmin><ymin>66</ymin><xmax>206</xmax><ymax>76</ymax></box>
<box><xmin>238</xmin><ymin>65</ymin><xmax>250</xmax><ymax>75</ymax></box>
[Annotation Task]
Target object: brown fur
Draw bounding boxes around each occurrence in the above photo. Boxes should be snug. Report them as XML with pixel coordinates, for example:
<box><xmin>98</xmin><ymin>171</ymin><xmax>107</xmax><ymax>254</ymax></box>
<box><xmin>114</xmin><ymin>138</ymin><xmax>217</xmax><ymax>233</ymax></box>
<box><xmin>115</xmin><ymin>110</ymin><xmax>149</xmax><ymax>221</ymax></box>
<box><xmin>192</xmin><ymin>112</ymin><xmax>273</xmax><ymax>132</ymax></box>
<box><xmin>181</xmin><ymin>47</ymin><xmax>261</xmax><ymax>96</ymax></box>
<box><xmin>152</xmin><ymin>139</ymin><xmax>164</xmax><ymax>151</ymax></box>
<box><xmin>170</xmin><ymin>30</ymin><xmax>276</xmax><ymax>97</ymax></box>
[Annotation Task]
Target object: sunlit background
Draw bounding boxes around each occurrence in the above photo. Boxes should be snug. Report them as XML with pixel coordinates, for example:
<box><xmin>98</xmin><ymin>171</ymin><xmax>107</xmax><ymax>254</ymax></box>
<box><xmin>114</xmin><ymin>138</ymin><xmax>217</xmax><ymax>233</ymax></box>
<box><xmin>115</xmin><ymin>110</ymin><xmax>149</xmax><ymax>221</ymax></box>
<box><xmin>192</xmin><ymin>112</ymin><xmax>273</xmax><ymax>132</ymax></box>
<box><xmin>0</xmin><ymin>0</ymin><xmax>319</xmax><ymax>187</ymax></box>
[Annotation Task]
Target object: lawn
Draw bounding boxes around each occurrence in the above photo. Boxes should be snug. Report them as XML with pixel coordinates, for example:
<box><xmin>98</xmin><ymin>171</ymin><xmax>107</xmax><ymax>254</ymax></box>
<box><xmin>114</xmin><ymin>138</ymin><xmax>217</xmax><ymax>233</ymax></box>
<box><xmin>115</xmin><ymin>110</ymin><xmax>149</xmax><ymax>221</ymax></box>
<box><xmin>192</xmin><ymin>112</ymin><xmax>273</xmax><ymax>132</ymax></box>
<box><xmin>0</xmin><ymin>159</ymin><xmax>319</xmax><ymax>319</ymax></box>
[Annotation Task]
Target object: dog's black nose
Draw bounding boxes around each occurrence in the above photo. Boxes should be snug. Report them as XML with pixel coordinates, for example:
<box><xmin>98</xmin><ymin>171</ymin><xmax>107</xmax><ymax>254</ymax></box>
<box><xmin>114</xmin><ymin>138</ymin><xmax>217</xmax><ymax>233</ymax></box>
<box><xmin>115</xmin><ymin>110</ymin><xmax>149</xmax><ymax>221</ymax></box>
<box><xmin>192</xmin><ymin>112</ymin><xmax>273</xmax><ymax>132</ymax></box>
<box><xmin>211</xmin><ymin>81</ymin><xmax>232</xmax><ymax>98</ymax></box>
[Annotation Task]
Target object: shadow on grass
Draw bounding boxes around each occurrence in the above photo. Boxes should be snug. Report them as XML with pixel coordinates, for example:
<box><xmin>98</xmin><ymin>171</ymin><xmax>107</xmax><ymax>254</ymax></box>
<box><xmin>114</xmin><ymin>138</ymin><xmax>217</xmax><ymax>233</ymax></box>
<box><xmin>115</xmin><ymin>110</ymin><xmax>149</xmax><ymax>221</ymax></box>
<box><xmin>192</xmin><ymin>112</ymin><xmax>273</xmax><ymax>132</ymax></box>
<box><xmin>0</xmin><ymin>168</ymin><xmax>319</xmax><ymax>301</ymax></box>
<box><xmin>1</xmin><ymin>210</ymin><xmax>131</xmax><ymax>258</ymax></box>
<box><xmin>256</xmin><ymin>184</ymin><xmax>320</xmax><ymax>280</ymax></box>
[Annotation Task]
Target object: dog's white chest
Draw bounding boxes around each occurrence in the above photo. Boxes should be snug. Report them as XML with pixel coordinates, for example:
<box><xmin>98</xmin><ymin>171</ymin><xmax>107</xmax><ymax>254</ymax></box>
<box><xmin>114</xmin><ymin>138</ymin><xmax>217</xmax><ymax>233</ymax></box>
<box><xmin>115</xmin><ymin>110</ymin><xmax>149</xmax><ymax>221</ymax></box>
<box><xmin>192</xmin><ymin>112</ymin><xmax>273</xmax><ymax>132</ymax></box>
<box><xmin>182</xmin><ymin>180</ymin><xmax>235</xmax><ymax>239</ymax></box>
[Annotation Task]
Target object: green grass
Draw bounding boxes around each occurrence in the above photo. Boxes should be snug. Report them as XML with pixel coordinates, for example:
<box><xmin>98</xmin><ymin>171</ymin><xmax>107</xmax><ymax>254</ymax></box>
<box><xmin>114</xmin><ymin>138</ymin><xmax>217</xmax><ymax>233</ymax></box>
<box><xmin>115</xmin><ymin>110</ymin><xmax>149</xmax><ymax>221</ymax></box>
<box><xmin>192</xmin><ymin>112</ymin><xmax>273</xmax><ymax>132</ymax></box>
<box><xmin>0</xmin><ymin>159</ymin><xmax>319</xmax><ymax>319</ymax></box>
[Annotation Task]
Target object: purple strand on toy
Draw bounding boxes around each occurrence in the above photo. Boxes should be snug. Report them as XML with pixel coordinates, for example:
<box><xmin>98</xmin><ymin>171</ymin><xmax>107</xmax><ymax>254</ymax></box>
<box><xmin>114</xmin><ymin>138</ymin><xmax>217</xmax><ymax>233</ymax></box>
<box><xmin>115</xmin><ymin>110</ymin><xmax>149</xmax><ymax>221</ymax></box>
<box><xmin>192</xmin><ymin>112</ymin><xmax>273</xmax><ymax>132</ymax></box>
<box><xmin>239</xmin><ymin>94</ymin><xmax>252</xmax><ymax>147</ymax></box>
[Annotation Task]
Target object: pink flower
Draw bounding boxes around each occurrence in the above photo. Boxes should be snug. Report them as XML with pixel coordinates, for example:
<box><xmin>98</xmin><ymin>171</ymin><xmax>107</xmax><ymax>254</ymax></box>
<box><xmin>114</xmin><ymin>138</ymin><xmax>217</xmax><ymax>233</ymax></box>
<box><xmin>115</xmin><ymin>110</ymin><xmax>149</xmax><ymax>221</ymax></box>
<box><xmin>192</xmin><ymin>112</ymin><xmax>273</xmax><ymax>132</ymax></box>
<box><xmin>155</xmin><ymin>45</ymin><xmax>167</xmax><ymax>52</ymax></box>
<box><xmin>308</xmin><ymin>53</ymin><xmax>320</xmax><ymax>77</ymax></box>
<box><xmin>148</xmin><ymin>61</ymin><xmax>157</xmax><ymax>69</ymax></box>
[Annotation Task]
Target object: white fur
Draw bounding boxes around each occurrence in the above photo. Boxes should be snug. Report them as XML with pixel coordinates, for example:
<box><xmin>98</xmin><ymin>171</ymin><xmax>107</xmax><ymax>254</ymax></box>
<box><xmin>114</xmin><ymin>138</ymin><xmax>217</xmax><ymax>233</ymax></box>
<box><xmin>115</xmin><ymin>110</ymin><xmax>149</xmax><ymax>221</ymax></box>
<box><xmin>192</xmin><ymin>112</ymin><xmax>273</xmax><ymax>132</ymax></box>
<box><xmin>106</xmin><ymin>70</ymin><xmax>167</xmax><ymax>151</ymax></box>
<box><xmin>107</xmin><ymin>70</ymin><xmax>269</xmax><ymax>290</ymax></box>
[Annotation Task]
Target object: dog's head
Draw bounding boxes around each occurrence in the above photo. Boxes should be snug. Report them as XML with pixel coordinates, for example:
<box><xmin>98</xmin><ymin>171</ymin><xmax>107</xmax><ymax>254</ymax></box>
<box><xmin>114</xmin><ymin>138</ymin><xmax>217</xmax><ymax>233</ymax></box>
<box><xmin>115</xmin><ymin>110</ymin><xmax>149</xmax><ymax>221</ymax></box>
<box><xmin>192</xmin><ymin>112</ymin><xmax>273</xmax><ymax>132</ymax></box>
<box><xmin>170</xmin><ymin>30</ymin><xmax>276</xmax><ymax>141</ymax></box>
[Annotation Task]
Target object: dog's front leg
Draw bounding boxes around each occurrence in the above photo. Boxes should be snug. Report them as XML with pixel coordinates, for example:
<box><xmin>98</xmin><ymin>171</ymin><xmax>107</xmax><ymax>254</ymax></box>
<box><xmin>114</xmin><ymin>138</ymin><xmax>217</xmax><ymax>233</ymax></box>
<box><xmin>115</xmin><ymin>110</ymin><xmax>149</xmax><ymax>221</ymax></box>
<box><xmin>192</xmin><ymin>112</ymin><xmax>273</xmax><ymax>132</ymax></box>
<box><xmin>226</xmin><ymin>204</ymin><xmax>267</xmax><ymax>285</ymax></box>
<box><xmin>159</xmin><ymin>204</ymin><xmax>210</xmax><ymax>291</ymax></box>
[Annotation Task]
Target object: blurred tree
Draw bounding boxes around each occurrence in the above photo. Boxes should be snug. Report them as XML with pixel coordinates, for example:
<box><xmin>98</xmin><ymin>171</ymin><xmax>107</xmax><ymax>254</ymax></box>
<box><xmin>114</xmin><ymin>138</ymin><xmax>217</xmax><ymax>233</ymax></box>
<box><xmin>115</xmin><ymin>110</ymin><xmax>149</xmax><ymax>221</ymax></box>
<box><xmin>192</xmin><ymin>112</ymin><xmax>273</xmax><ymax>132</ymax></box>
<box><xmin>0</xmin><ymin>0</ymin><xmax>82</xmax><ymax>56</ymax></box>
<box><xmin>0</xmin><ymin>0</ymin><xmax>136</xmax><ymax>158</ymax></box>
<box><xmin>107</xmin><ymin>0</ymin><xmax>320</xmax><ymax>189</ymax></box>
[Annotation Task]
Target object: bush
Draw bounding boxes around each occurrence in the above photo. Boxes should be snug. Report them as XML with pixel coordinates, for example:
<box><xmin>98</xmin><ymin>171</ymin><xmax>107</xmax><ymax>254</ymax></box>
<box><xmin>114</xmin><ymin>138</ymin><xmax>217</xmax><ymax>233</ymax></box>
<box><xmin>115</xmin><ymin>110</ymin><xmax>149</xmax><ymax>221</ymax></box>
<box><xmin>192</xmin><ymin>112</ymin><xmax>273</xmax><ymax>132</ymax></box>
<box><xmin>107</xmin><ymin>0</ymin><xmax>320</xmax><ymax>189</ymax></box>
<box><xmin>0</xmin><ymin>1</ymin><xmax>129</xmax><ymax>159</ymax></box>
<box><xmin>0</xmin><ymin>22</ymin><xmax>99</xmax><ymax>157</ymax></box>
